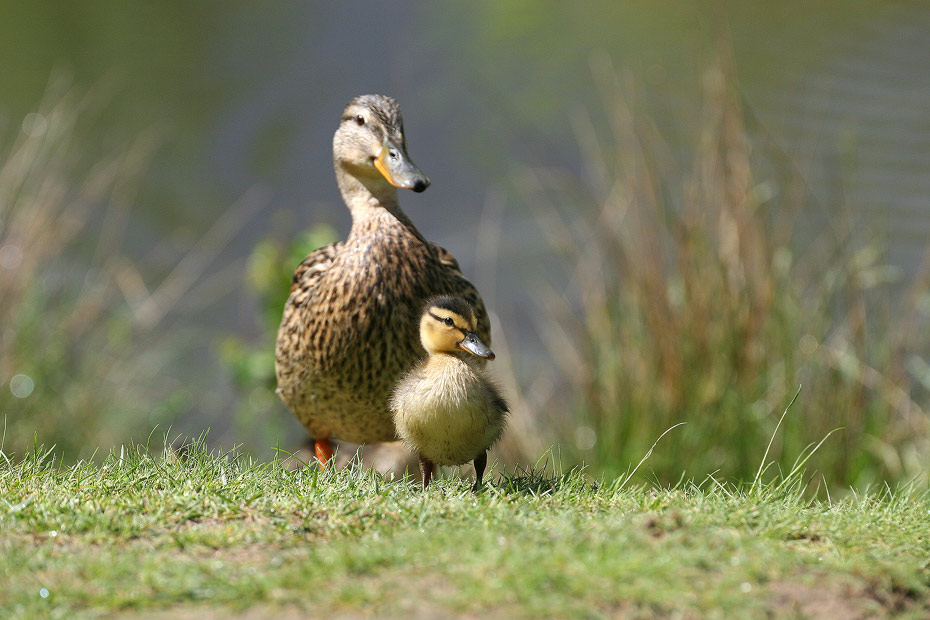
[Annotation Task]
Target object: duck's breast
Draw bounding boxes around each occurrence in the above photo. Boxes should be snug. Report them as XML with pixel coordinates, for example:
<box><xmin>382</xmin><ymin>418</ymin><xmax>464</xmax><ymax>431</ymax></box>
<box><xmin>392</xmin><ymin>357</ymin><xmax>504</xmax><ymax>465</ymax></box>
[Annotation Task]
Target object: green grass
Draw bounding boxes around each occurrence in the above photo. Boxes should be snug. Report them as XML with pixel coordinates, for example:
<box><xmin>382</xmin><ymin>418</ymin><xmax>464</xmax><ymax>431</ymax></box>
<box><xmin>1</xmin><ymin>439</ymin><xmax>928</xmax><ymax>619</ymax></box>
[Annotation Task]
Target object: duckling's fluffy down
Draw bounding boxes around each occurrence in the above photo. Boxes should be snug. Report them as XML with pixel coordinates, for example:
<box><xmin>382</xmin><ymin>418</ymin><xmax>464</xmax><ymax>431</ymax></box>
<box><xmin>391</xmin><ymin>354</ymin><xmax>507</xmax><ymax>466</ymax></box>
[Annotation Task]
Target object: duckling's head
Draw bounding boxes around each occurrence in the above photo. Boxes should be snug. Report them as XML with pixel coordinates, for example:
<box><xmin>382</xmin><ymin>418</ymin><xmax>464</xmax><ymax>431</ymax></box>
<box><xmin>333</xmin><ymin>94</ymin><xmax>430</xmax><ymax>194</ymax></box>
<box><xmin>419</xmin><ymin>296</ymin><xmax>495</xmax><ymax>360</ymax></box>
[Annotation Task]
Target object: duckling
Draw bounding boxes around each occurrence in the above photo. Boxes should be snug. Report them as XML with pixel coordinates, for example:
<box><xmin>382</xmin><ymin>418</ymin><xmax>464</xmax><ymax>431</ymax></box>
<box><xmin>391</xmin><ymin>296</ymin><xmax>508</xmax><ymax>489</ymax></box>
<box><xmin>275</xmin><ymin>95</ymin><xmax>490</xmax><ymax>467</ymax></box>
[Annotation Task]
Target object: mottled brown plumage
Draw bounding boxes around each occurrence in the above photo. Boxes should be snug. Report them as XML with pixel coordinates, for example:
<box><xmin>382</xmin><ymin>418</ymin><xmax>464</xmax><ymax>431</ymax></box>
<box><xmin>275</xmin><ymin>95</ymin><xmax>489</xmax><ymax>452</ymax></box>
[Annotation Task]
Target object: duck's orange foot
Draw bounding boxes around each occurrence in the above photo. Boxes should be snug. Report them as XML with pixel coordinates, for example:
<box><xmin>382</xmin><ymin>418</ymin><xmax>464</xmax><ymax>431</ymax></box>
<box><xmin>314</xmin><ymin>438</ymin><xmax>334</xmax><ymax>469</ymax></box>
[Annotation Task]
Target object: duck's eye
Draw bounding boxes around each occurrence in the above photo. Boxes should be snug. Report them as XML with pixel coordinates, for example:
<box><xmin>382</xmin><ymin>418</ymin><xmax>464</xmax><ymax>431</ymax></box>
<box><xmin>444</xmin><ymin>317</ymin><xmax>455</xmax><ymax>327</ymax></box>
<box><xmin>355</xmin><ymin>115</ymin><xmax>365</xmax><ymax>126</ymax></box>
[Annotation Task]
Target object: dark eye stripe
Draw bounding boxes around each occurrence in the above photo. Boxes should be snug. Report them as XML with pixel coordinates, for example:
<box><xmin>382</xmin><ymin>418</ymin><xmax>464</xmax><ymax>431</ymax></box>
<box><xmin>428</xmin><ymin>311</ymin><xmax>449</xmax><ymax>324</ymax></box>
<box><xmin>428</xmin><ymin>311</ymin><xmax>466</xmax><ymax>331</ymax></box>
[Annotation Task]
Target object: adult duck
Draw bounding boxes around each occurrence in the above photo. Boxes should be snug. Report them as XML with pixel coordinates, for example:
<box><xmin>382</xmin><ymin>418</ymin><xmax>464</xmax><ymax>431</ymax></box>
<box><xmin>275</xmin><ymin>95</ymin><xmax>489</xmax><ymax>467</ymax></box>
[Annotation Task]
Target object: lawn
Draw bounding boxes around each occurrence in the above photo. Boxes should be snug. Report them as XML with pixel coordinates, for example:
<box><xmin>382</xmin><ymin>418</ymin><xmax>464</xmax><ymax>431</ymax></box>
<box><xmin>1</xmin><ymin>440</ymin><xmax>928</xmax><ymax>619</ymax></box>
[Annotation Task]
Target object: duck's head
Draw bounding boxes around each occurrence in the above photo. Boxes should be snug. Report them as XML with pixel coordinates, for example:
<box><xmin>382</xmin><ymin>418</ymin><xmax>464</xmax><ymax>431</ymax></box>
<box><xmin>333</xmin><ymin>94</ymin><xmax>430</xmax><ymax>193</ymax></box>
<box><xmin>419</xmin><ymin>296</ymin><xmax>494</xmax><ymax>360</ymax></box>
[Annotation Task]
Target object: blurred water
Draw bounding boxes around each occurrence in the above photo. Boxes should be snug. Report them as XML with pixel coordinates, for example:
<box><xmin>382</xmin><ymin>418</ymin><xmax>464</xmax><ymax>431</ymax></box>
<box><xmin>2</xmin><ymin>1</ymin><xmax>928</xmax><ymax>452</ymax></box>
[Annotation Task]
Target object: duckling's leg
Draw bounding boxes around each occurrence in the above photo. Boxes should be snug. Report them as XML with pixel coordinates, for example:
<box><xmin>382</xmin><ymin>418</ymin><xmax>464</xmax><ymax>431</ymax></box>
<box><xmin>473</xmin><ymin>451</ymin><xmax>488</xmax><ymax>492</ymax></box>
<box><xmin>419</xmin><ymin>456</ymin><xmax>435</xmax><ymax>489</ymax></box>
<box><xmin>314</xmin><ymin>438</ymin><xmax>334</xmax><ymax>469</ymax></box>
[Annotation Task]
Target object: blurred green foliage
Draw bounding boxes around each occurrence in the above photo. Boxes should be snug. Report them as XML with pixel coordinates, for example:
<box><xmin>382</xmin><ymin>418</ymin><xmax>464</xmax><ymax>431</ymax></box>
<box><xmin>515</xmin><ymin>59</ymin><xmax>930</xmax><ymax>489</ymax></box>
<box><xmin>0</xmin><ymin>84</ymin><xmax>191</xmax><ymax>459</ymax></box>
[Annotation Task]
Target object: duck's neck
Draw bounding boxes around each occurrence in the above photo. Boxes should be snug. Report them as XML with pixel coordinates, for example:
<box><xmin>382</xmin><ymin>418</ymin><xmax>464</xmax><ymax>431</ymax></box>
<box><xmin>336</xmin><ymin>166</ymin><xmax>424</xmax><ymax>239</ymax></box>
<box><xmin>427</xmin><ymin>351</ymin><xmax>482</xmax><ymax>370</ymax></box>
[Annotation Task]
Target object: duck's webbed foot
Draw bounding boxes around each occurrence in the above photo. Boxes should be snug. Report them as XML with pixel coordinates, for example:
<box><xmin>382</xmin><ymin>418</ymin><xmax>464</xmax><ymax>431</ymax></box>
<box><xmin>472</xmin><ymin>451</ymin><xmax>488</xmax><ymax>492</ymax></box>
<box><xmin>314</xmin><ymin>438</ymin><xmax>334</xmax><ymax>469</ymax></box>
<box><xmin>419</xmin><ymin>456</ymin><xmax>435</xmax><ymax>489</ymax></box>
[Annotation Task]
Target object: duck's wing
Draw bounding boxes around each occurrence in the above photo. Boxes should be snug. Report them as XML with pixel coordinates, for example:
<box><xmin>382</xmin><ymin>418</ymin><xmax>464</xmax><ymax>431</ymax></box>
<box><xmin>492</xmin><ymin>390</ymin><xmax>510</xmax><ymax>415</ymax></box>
<box><xmin>431</xmin><ymin>243</ymin><xmax>492</xmax><ymax>346</ymax></box>
<box><xmin>289</xmin><ymin>242</ymin><xmax>343</xmax><ymax>297</ymax></box>
<box><xmin>276</xmin><ymin>242</ymin><xmax>344</xmax><ymax>405</ymax></box>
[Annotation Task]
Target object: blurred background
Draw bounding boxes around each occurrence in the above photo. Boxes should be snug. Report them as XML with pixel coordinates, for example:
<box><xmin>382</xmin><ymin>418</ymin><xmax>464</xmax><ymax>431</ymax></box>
<box><xmin>2</xmin><ymin>1</ymin><xmax>930</xmax><ymax>489</ymax></box>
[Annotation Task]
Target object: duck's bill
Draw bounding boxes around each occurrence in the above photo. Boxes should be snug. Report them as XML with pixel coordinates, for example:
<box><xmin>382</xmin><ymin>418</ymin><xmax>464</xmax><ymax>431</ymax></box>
<box><xmin>374</xmin><ymin>141</ymin><xmax>431</xmax><ymax>192</ymax></box>
<box><xmin>457</xmin><ymin>331</ymin><xmax>495</xmax><ymax>360</ymax></box>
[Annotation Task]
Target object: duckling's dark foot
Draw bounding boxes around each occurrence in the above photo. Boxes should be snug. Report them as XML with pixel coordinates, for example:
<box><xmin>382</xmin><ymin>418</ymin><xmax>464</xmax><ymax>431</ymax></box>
<box><xmin>472</xmin><ymin>451</ymin><xmax>488</xmax><ymax>492</ymax></box>
<box><xmin>314</xmin><ymin>438</ymin><xmax>334</xmax><ymax>469</ymax></box>
<box><xmin>419</xmin><ymin>456</ymin><xmax>435</xmax><ymax>489</ymax></box>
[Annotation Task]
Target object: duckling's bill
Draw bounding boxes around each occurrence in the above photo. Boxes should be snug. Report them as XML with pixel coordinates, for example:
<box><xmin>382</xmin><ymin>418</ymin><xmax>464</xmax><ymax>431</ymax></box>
<box><xmin>457</xmin><ymin>331</ymin><xmax>495</xmax><ymax>360</ymax></box>
<box><xmin>374</xmin><ymin>141</ymin><xmax>430</xmax><ymax>192</ymax></box>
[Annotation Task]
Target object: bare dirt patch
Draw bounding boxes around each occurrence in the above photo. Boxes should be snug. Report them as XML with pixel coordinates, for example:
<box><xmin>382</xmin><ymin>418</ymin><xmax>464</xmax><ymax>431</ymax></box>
<box><xmin>768</xmin><ymin>579</ymin><xmax>900</xmax><ymax>620</ymax></box>
<box><xmin>120</xmin><ymin>603</ymin><xmax>495</xmax><ymax>620</ymax></box>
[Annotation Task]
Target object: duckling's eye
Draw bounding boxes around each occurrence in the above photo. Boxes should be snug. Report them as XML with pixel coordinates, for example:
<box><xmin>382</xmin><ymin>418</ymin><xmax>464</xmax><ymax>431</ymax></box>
<box><xmin>355</xmin><ymin>115</ymin><xmax>365</xmax><ymax>126</ymax></box>
<box><xmin>443</xmin><ymin>317</ymin><xmax>454</xmax><ymax>327</ymax></box>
